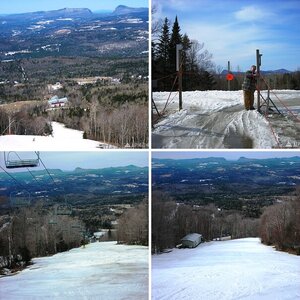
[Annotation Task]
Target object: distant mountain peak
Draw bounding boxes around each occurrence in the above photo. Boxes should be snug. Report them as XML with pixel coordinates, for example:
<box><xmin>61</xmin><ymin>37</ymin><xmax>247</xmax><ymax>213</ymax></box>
<box><xmin>112</xmin><ymin>5</ymin><xmax>148</xmax><ymax>15</ymax></box>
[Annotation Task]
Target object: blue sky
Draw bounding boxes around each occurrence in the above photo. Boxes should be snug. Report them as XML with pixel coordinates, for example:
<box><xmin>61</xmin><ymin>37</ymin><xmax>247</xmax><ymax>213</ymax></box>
<box><xmin>152</xmin><ymin>150</ymin><xmax>300</xmax><ymax>161</ymax></box>
<box><xmin>0</xmin><ymin>0</ymin><xmax>148</xmax><ymax>14</ymax></box>
<box><xmin>0</xmin><ymin>151</ymin><xmax>148</xmax><ymax>172</ymax></box>
<box><xmin>153</xmin><ymin>0</ymin><xmax>300</xmax><ymax>71</ymax></box>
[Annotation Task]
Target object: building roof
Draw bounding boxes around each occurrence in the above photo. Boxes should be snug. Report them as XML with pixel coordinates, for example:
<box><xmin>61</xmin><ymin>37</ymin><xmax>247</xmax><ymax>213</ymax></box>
<box><xmin>48</xmin><ymin>96</ymin><xmax>68</xmax><ymax>104</ymax></box>
<box><xmin>181</xmin><ymin>233</ymin><xmax>202</xmax><ymax>242</ymax></box>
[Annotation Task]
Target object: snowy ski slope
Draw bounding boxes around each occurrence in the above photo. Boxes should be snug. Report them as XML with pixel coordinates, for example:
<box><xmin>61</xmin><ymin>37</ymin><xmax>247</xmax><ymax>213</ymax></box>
<box><xmin>0</xmin><ymin>242</ymin><xmax>148</xmax><ymax>300</ymax></box>
<box><xmin>152</xmin><ymin>238</ymin><xmax>300</xmax><ymax>300</ymax></box>
<box><xmin>0</xmin><ymin>122</ymin><xmax>117</xmax><ymax>150</ymax></box>
<box><xmin>152</xmin><ymin>90</ymin><xmax>300</xmax><ymax>149</ymax></box>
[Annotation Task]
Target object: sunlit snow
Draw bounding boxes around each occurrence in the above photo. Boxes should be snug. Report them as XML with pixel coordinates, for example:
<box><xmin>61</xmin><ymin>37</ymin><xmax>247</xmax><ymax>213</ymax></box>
<box><xmin>0</xmin><ymin>122</ymin><xmax>117</xmax><ymax>150</ymax></box>
<box><xmin>152</xmin><ymin>90</ymin><xmax>300</xmax><ymax>149</ymax></box>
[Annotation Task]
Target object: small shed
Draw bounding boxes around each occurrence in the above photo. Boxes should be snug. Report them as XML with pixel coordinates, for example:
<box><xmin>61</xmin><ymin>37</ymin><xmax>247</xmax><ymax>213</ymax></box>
<box><xmin>181</xmin><ymin>233</ymin><xmax>202</xmax><ymax>248</ymax></box>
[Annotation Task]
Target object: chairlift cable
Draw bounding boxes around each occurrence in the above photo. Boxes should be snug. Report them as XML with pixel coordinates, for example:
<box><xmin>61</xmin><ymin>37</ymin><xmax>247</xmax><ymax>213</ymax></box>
<box><xmin>260</xmin><ymin>75</ymin><xmax>300</xmax><ymax>122</ymax></box>
<box><xmin>0</xmin><ymin>165</ymin><xmax>27</xmax><ymax>190</ymax></box>
<box><xmin>13</xmin><ymin>152</ymin><xmax>40</xmax><ymax>185</ymax></box>
<box><xmin>153</xmin><ymin>72</ymin><xmax>177</xmax><ymax>82</ymax></box>
<box><xmin>38</xmin><ymin>154</ymin><xmax>68</xmax><ymax>206</ymax></box>
<box><xmin>256</xmin><ymin>85</ymin><xmax>281</xmax><ymax>148</ymax></box>
<box><xmin>162</xmin><ymin>60</ymin><xmax>184</xmax><ymax>115</ymax></box>
<box><xmin>38</xmin><ymin>154</ymin><xmax>59</xmax><ymax>188</ymax></box>
<box><xmin>162</xmin><ymin>74</ymin><xmax>179</xmax><ymax>114</ymax></box>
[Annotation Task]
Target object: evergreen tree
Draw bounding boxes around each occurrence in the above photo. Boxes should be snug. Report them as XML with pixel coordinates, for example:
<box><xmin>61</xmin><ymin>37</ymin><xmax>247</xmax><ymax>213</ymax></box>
<box><xmin>156</xmin><ymin>18</ymin><xmax>170</xmax><ymax>68</ymax></box>
<box><xmin>181</xmin><ymin>34</ymin><xmax>192</xmax><ymax>62</ymax></box>
<box><xmin>153</xmin><ymin>18</ymin><xmax>171</xmax><ymax>90</ymax></box>
<box><xmin>152</xmin><ymin>15</ymin><xmax>216</xmax><ymax>91</ymax></box>
<box><xmin>169</xmin><ymin>16</ymin><xmax>182</xmax><ymax>75</ymax></box>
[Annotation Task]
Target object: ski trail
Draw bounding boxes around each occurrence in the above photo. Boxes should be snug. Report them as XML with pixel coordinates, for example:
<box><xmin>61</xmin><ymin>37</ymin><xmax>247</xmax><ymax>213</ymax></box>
<box><xmin>0</xmin><ymin>242</ymin><xmax>148</xmax><ymax>299</ymax></box>
<box><xmin>152</xmin><ymin>238</ymin><xmax>300</xmax><ymax>300</ymax></box>
<box><xmin>0</xmin><ymin>122</ymin><xmax>117</xmax><ymax>150</ymax></box>
<box><xmin>153</xmin><ymin>90</ymin><xmax>300</xmax><ymax>148</ymax></box>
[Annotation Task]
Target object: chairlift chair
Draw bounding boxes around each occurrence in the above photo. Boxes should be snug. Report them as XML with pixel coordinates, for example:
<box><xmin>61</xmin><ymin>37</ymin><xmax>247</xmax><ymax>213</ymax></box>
<box><xmin>4</xmin><ymin>151</ymin><xmax>40</xmax><ymax>169</ymax></box>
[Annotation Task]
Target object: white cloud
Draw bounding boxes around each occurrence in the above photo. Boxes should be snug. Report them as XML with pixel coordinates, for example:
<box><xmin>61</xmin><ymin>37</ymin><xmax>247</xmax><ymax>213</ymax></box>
<box><xmin>184</xmin><ymin>21</ymin><xmax>286</xmax><ymax>70</ymax></box>
<box><xmin>235</xmin><ymin>6</ymin><xmax>275</xmax><ymax>22</ymax></box>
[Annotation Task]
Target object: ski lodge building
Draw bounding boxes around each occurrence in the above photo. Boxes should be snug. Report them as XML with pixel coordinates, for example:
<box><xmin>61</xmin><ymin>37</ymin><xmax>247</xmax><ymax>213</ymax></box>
<box><xmin>48</xmin><ymin>95</ymin><xmax>68</xmax><ymax>108</ymax></box>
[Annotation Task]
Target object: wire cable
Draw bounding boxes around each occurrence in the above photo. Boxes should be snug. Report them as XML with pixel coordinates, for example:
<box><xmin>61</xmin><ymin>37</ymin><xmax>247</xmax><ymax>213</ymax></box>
<box><xmin>255</xmin><ymin>86</ymin><xmax>281</xmax><ymax>148</ymax></box>
<box><xmin>260</xmin><ymin>75</ymin><xmax>300</xmax><ymax>122</ymax></box>
<box><xmin>162</xmin><ymin>74</ymin><xmax>179</xmax><ymax>114</ymax></box>
<box><xmin>38</xmin><ymin>154</ymin><xmax>58</xmax><ymax>187</ymax></box>
<box><xmin>0</xmin><ymin>165</ymin><xmax>27</xmax><ymax>190</ymax></box>
<box><xmin>13</xmin><ymin>152</ymin><xmax>40</xmax><ymax>185</ymax></box>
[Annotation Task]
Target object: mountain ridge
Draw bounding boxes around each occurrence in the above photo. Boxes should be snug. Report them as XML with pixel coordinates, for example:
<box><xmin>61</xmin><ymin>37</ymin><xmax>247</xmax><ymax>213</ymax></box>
<box><xmin>112</xmin><ymin>5</ymin><xmax>148</xmax><ymax>15</ymax></box>
<box><xmin>1</xmin><ymin>7</ymin><xmax>93</xmax><ymax>20</ymax></box>
<box><xmin>153</xmin><ymin>156</ymin><xmax>300</xmax><ymax>163</ymax></box>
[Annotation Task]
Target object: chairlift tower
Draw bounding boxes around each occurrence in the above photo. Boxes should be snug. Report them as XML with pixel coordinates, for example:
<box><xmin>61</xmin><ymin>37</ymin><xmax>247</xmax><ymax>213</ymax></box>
<box><xmin>176</xmin><ymin>44</ymin><xmax>183</xmax><ymax>111</ymax></box>
<box><xmin>256</xmin><ymin>49</ymin><xmax>262</xmax><ymax>112</ymax></box>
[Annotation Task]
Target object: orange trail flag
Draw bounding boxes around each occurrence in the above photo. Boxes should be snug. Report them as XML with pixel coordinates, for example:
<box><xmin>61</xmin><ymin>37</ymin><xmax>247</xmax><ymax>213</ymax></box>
<box><xmin>226</xmin><ymin>73</ymin><xmax>234</xmax><ymax>81</ymax></box>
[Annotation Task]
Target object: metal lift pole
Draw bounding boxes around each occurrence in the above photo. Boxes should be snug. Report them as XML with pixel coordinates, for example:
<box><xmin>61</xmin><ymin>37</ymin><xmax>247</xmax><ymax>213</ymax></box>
<box><xmin>176</xmin><ymin>44</ymin><xmax>183</xmax><ymax>111</ymax></box>
<box><xmin>228</xmin><ymin>61</ymin><xmax>231</xmax><ymax>91</ymax></box>
<box><xmin>256</xmin><ymin>49</ymin><xmax>262</xmax><ymax>112</ymax></box>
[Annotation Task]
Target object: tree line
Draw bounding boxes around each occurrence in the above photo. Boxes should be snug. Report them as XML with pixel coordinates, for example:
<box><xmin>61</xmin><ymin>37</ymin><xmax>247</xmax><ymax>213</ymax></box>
<box><xmin>152</xmin><ymin>16</ymin><xmax>216</xmax><ymax>92</ymax></box>
<box><xmin>260</xmin><ymin>188</ymin><xmax>300</xmax><ymax>254</ymax></box>
<box><xmin>214</xmin><ymin>70</ymin><xmax>300</xmax><ymax>91</ymax></box>
<box><xmin>152</xmin><ymin>191</ymin><xmax>258</xmax><ymax>254</ymax></box>
<box><xmin>117</xmin><ymin>200</ymin><xmax>148</xmax><ymax>246</ymax></box>
<box><xmin>0</xmin><ymin>103</ymin><xmax>51</xmax><ymax>136</ymax></box>
<box><xmin>0</xmin><ymin>204</ymin><xmax>85</xmax><ymax>273</ymax></box>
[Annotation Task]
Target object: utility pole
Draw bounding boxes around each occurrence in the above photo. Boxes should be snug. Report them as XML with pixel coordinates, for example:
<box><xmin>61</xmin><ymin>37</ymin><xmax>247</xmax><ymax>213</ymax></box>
<box><xmin>256</xmin><ymin>49</ymin><xmax>262</xmax><ymax>112</ymax></box>
<box><xmin>176</xmin><ymin>44</ymin><xmax>183</xmax><ymax>111</ymax></box>
<box><xmin>228</xmin><ymin>61</ymin><xmax>231</xmax><ymax>91</ymax></box>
